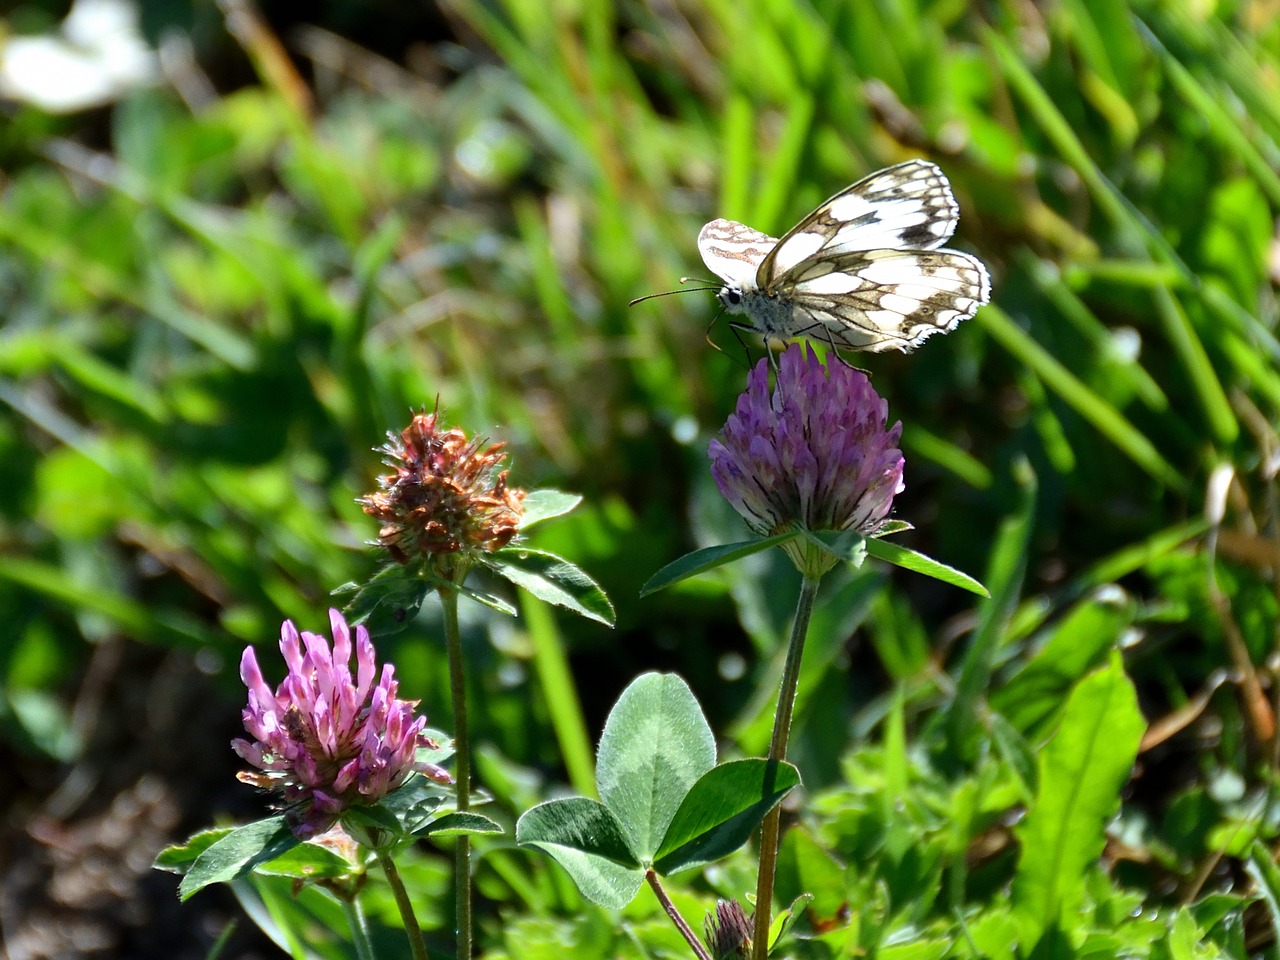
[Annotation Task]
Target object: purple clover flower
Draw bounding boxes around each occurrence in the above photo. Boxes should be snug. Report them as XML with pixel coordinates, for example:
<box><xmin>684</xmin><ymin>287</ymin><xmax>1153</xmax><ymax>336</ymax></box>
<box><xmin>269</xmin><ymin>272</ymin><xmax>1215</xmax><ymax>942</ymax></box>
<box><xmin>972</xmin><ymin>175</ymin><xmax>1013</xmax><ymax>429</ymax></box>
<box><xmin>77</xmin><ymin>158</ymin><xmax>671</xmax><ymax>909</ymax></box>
<box><xmin>709</xmin><ymin>344</ymin><xmax>905</xmax><ymax>577</ymax></box>
<box><xmin>232</xmin><ymin>609</ymin><xmax>452</xmax><ymax>838</ymax></box>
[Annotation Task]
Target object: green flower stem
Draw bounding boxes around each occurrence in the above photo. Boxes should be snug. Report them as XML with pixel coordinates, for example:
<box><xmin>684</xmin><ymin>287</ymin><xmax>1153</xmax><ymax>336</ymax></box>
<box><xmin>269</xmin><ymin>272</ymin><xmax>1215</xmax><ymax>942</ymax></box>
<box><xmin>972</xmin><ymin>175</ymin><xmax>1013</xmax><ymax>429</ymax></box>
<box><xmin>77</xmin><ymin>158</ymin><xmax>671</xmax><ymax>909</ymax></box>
<box><xmin>753</xmin><ymin>574</ymin><xmax>821</xmax><ymax>960</ymax></box>
<box><xmin>376</xmin><ymin>850</ymin><xmax>429</xmax><ymax>960</ymax></box>
<box><xmin>645</xmin><ymin>869</ymin><xmax>713</xmax><ymax>960</ymax></box>
<box><xmin>441</xmin><ymin>585</ymin><xmax>473</xmax><ymax>960</ymax></box>
<box><xmin>342</xmin><ymin>896</ymin><xmax>375</xmax><ymax>960</ymax></box>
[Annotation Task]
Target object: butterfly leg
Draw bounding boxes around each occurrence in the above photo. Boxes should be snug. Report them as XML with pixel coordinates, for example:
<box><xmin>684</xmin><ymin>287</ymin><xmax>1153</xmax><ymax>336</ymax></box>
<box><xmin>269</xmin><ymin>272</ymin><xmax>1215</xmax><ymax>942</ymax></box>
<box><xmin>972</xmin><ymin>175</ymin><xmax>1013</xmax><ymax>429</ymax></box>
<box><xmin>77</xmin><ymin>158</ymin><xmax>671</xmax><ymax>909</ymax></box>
<box><xmin>766</xmin><ymin>340</ymin><xmax>781</xmax><ymax>380</ymax></box>
<box><xmin>704</xmin><ymin>314</ymin><xmax>728</xmax><ymax>360</ymax></box>
<box><xmin>819</xmin><ymin>326</ymin><xmax>860</xmax><ymax>371</ymax></box>
<box><xmin>725</xmin><ymin>321</ymin><xmax>760</xmax><ymax>371</ymax></box>
<box><xmin>790</xmin><ymin>312</ymin><xmax>867</xmax><ymax>374</ymax></box>
<box><xmin>712</xmin><ymin>316</ymin><xmax>754</xmax><ymax>370</ymax></box>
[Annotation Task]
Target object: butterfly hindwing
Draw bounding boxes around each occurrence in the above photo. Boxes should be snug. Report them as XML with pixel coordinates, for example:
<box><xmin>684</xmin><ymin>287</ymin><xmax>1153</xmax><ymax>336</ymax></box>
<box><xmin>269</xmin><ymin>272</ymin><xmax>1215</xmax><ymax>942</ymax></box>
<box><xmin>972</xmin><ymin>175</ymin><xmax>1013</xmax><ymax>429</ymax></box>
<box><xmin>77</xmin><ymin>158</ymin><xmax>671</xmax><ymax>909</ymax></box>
<box><xmin>785</xmin><ymin>248</ymin><xmax>990</xmax><ymax>352</ymax></box>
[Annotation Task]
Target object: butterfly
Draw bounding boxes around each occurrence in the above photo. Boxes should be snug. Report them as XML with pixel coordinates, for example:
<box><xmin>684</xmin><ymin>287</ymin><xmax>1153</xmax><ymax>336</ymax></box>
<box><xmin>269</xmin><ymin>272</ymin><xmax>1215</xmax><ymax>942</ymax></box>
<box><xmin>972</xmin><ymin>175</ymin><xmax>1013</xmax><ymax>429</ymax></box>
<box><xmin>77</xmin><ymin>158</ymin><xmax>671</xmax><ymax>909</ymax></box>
<box><xmin>695</xmin><ymin>160</ymin><xmax>990</xmax><ymax>353</ymax></box>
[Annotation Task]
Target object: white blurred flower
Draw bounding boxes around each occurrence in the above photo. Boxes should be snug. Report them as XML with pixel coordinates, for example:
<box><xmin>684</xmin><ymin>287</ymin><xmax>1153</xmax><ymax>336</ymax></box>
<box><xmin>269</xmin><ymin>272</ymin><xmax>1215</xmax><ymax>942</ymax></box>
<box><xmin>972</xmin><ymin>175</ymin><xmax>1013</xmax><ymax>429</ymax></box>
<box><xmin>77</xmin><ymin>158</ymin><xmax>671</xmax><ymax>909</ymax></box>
<box><xmin>0</xmin><ymin>0</ymin><xmax>158</xmax><ymax>112</ymax></box>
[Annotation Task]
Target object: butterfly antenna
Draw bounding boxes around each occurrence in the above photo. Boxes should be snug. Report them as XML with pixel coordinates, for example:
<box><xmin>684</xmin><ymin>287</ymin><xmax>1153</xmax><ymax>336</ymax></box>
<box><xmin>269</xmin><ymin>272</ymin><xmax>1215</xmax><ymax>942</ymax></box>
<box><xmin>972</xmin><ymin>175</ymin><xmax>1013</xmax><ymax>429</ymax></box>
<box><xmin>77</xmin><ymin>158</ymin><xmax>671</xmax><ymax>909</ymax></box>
<box><xmin>628</xmin><ymin>278</ymin><xmax>719</xmax><ymax>307</ymax></box>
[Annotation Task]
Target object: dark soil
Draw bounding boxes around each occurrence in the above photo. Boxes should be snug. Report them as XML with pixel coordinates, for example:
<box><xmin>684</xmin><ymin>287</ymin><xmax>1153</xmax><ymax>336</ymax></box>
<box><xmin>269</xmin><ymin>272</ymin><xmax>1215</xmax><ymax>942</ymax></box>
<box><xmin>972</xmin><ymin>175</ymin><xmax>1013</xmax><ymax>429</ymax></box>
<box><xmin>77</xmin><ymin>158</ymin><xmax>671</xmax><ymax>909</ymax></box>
<box><xmin>1</xmin><ymin>639</ymin><xmax>282</xmax><ymax>960</ymax></box>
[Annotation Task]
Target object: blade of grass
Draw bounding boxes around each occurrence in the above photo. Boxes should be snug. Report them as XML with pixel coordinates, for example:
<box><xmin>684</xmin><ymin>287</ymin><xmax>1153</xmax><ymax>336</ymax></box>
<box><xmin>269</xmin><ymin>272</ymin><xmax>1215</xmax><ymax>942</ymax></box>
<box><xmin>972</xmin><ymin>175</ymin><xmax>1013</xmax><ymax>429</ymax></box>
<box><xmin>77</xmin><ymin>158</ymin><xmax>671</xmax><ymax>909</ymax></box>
<box><xmin>944</xmin><ymin>456</ymin><xmax>1036</xmax><ymax>760</ymax></box>
<box><xmin>719</xmin><ymin>93</ymin><xmax>756</xmax><ymax>222</ymax></box>
<box><xmin>1137</xmin><ymin>19</ymin><xmax>1280</xmax><ymax>207</ymax></box>
<box><xmin>1060</xmin><ymin>260</ymin><xmax>1186</xmax><ymax>289</ymax></box>
<box><xmin>754</xmin><ymin>93</ymin><xmax>816</xmax><ymax>230</ymax></box>
<box><xmin>985</xmin><ymin>29</ymin><xmax>1145</xmax><ymax>253</ymax></box>
<box><xmin>1150</xmin><ymin>287</ymin><xmax>1238</xmax><ymax>446</ymax></box>
<box><xmin>0</xmin><ymin>214</ymin><xmax>255</xmax><ymax>370</ymax></box>
<box><xmin>987</xmin><ymin>25</ymin><xmax>1259</xmax><ymax>441</ymax></box>
<box><xmin>520</xmin><ymin>593</ymin><xmax>597</xmax><ymax>799</ymax></box>
<box><xmin>978</xmin><ymin>304</ymin><xmax>1186</xmax><ymax>491</ymax></box>
<box><xmin>1075</xmin><ymin>518</ymin><xmax>1209</xmax><ymax>592</ymax></box>
<box><xmin>1022</xmin><ymin>253</ymin><xmax>1169</xmax><ymax>413</ymax></box>
<box><xmin>901</xmin><ymin>426</ymin><xmax>993</xmax><ymax>490</ymax></box>
<box><xmin>0</xmin><ymin>557</ymin><xmax>216</xmax><ymax>648</ymax></box>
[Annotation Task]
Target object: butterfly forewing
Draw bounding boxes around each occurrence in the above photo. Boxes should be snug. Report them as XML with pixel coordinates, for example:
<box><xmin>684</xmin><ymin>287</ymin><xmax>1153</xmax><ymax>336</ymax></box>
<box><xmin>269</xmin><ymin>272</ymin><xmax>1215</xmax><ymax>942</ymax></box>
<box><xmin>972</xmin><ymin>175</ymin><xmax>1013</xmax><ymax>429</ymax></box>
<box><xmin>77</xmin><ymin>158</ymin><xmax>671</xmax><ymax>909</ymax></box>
<box><xmin>693</xmin><ymin>159</ymin><xmax>988</xmax><ymax>354</ymax></box>
<box><xmin>759</xmin><ymin>160</ymin><xmax>960</xmax><ymax>285</ymax></box>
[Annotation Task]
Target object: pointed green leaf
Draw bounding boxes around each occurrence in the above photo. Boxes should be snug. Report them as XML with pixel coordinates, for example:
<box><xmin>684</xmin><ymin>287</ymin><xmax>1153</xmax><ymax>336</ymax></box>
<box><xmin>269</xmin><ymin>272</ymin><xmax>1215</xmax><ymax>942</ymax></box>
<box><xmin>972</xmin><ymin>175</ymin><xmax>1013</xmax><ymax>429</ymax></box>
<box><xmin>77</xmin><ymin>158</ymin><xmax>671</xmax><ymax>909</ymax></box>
<box><xmin>871</xmin><ymin>520</ymin><xmax>914</xmax><ymax>538</ymax></box>
<box><xmin>452</xmin><ymin>579</ymin><xmax>518</xmax><ymax>617</ymax></box>
<box><xmin>178</xmin><ymin>817</ymin><xmax>299</xmax><ymax>900</ymax></box>
<box><xmin>597</xmin><ymin>672</ymin><xmax>716</xmax><ymax>862</ymax></box>
<box><xmin>519</xmin><ymin>489</ymin><xmax>582</xmax><ymax>527</ymax></box>
<box><xmin>378</xmin><ymin>787</ymin><xmax>448</xmax><ymax>834</ymax></box>
<box><xmin>338</xmin><ymin>566</ymin><xmax>431</xmax><ymax>638</ymax></box>
<box><xmin>991</xmin><ymin>591</ymin><xmax>1136</xmax><ymax>736</ymax></box>
<box><xmin>516</xmin><ymin>798</ymin><xmax>644</xmax><ymax>909</ymax></box>
<box><xmin>418</xmin><ymin>811</ymin><xmax>504</xmax><ymax>837</ymax></box>
<box><xmin>863</xmin><ymin>538</ymin><xmax>989</xmax><ymax>596</ymax></box>
<box><xmin>153</xmin><ymin>827</ymin><xmax>234</xmax><ymax>874</ymax></box>
<box><xmin>1013</xmin><ymin>654</ymin><xmax>1146</xmax><ymax>938</ymax></box>
<box><xmin>342</xmin><ymin>804</ymin><xmax>405</xmax><ymax>848</ymax></box>
<box><xmin>639</xmin><ymin>532</ymin><xmax>798</xmax><ymax>597</ymax></box>
<box><xmin>653</xmin><ymin>759</ymin><xmax>800</xmax><ymax>874</ymax></box>
<box><xmin>157</xmin><ymin>826</ymin><xmax>355</xmax><ymax>883</ymax></box>
<box><xmin>247</xmin><ymin>843</ymin><xmax>357</xmax><ymax>880</ymax></box>
<box><xmin>488</xmin><ymin>548</ymin><xmax>615</xmax><ymax>626</ymax></box>
<box><xmin>343</xmin><ymin>808</ymin><xmax>401</xmax><ymax>839</ymax></box>
<box><xmin>804</xmin><ymin>529</ymin><xmax>867</xmax><ymax>566</ymax></box>
<box><xmin>770</xmin><ymin>894</ymin><xmax>815</xmax><ymax>952</ymax></box>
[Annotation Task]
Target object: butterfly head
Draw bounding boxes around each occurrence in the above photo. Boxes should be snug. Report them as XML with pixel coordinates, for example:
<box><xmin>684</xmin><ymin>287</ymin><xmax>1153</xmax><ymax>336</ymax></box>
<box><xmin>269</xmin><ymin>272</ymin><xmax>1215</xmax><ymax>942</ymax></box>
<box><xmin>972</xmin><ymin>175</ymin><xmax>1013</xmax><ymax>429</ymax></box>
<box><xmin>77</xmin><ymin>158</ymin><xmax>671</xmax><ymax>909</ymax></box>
<box><xmin>716</xmin><ymin>282</ymin><xmax>749</xmax><ymax>314</ymax></box>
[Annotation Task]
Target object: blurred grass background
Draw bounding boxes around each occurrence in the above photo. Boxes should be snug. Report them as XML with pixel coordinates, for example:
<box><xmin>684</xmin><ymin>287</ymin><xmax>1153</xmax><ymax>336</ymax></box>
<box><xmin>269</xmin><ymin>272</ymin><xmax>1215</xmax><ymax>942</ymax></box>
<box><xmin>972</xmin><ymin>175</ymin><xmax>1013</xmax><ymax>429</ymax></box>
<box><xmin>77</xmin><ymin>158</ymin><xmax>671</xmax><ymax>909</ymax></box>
<box><xmin>2</xmin><ymin>0</ymin><xmax>1280</xmax><ymax>956</ymax></box>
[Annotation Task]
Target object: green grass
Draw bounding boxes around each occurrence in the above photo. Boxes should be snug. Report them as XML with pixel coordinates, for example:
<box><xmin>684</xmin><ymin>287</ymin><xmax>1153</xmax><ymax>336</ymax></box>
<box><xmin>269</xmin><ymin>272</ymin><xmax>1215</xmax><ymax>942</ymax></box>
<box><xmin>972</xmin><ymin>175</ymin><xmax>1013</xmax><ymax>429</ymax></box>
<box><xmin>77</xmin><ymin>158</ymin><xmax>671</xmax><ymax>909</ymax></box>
<box><xmin>3</xmin><ymin>0</ymin><xmax>1280</xmax><ymax>956</ymax></box>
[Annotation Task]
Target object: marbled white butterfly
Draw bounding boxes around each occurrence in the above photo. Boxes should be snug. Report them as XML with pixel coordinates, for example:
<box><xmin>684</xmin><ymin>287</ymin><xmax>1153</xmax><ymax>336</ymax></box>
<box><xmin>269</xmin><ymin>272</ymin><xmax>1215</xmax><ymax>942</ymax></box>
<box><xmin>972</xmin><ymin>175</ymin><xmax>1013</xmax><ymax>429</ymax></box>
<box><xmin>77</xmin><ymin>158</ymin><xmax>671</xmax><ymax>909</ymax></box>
<box><xmin>695</xmin><ymin>160</ymin><xmax>990</xmax><ymax>353</ymax></box>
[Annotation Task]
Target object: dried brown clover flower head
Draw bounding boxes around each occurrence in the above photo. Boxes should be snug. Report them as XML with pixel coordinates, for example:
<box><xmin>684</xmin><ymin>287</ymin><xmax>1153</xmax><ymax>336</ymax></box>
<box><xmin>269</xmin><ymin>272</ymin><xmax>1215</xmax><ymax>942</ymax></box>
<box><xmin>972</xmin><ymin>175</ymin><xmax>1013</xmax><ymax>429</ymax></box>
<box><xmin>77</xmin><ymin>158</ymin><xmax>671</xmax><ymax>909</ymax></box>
<box><xmin>359</xmin><ymin>411</ymin><xmax>526</xmax><ymax>579</ymax></box>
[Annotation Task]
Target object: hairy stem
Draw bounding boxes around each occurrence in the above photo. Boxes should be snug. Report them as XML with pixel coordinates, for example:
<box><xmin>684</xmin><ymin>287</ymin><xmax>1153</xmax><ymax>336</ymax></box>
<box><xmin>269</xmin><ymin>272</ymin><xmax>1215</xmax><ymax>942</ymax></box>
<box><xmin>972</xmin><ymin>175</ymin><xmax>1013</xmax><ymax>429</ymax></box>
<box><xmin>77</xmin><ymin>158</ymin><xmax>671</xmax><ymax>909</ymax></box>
<box><xmin>753</xmin><ymin>575</ymin><xmax>821</xmax><ymax>959</ymax></box>
<box><xmin>341</xmin><ymin>896</ymin><xmax>374</xmax><ymax>960</ymax></box>
<box><xmin>646</xmin><ymin>869</ymin><xmax>713</xmax><ymax>960</ymax></box>
<box><xmin>376</xmin><ymin>851</ymin><xmax>429</xmax><ymax>960</ymax></box>
<box><xmin>441</xmin><ymin>586</ymin><xmax>473</xmax><ymax>960</ymax></box>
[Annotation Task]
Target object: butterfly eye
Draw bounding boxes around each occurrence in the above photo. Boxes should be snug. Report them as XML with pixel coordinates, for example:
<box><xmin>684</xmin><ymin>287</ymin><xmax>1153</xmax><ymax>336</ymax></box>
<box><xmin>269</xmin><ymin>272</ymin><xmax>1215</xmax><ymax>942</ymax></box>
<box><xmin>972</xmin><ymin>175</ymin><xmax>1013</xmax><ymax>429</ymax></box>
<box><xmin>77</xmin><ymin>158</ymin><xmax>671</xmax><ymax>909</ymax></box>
<box><xmin>721</xmin><ymin>287</ymin><xmax>743</xmax><ymax>306</ymax></box>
